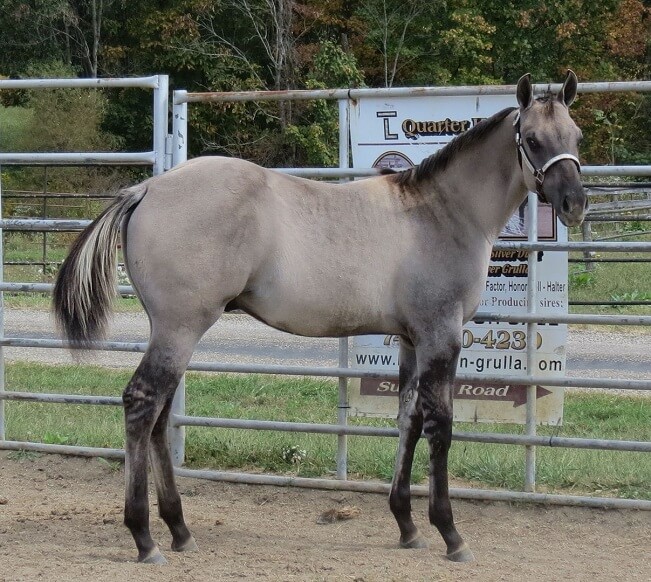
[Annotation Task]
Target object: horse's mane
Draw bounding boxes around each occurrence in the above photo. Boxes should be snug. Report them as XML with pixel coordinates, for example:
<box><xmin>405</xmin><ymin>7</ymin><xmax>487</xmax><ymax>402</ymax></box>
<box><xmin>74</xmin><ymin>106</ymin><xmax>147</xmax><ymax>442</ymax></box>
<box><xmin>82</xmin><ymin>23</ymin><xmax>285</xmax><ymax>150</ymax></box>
<box><xmin>389</xmin><ymin>106</ymin><xmax>517</xmax><ymax>187</ymax></box>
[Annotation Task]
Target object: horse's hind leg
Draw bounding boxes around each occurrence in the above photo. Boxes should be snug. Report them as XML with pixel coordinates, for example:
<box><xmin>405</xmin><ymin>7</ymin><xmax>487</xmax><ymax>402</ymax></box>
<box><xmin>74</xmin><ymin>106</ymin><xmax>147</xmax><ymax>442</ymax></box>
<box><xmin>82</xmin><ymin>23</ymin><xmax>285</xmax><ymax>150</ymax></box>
<box><xmin>149</xmin><ymin>397</ymin><xmax>197</xmax><ymax>553</ymax></box>
<box><xmin>389</xmin><ymin>339</ymin><xmax>427</xmax><ymax>549</ymax></box>
<box><xmin>122</xmin><ymin>329</ymin><xmax>202</xmax><ymax>564</ymax></box>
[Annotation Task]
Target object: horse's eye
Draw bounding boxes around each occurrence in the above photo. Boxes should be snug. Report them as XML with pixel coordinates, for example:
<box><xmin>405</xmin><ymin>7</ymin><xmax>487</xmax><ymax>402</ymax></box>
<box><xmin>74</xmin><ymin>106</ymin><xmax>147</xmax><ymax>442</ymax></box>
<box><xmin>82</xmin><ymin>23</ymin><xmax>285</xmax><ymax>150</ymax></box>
<box><xmin>526</xmin><ymin>137</ymin><xmax>539</xmax><ymax>151</ymax></box>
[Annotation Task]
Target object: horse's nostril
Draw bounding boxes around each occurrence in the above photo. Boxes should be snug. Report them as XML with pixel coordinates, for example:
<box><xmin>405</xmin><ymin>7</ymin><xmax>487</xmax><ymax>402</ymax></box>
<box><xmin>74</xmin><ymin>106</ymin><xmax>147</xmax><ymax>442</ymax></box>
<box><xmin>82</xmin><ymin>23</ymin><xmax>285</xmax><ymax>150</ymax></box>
<box><xmin>562</xmin><ymin>198</ymin><xmax>571</xmax><ymax>214</ymax></box>
<box><xmin>584</xmin><ymin>197</ymin><xmax>589</xmax><ymax>210</ymax></box>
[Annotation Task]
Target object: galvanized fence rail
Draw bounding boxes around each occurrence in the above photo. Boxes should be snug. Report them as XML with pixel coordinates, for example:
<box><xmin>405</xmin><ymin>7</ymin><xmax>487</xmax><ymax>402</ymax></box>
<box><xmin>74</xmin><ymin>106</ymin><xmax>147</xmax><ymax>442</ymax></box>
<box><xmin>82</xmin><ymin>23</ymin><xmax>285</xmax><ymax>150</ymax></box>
<box><xmin>0</xmin><ymin>79</ymin><xmax>650</xmax><ymax>511</ymax></box>
<box><xmin>0</xmin><ymin>76</ymin><xmax>169</xmax><ymax>174</ymax></box>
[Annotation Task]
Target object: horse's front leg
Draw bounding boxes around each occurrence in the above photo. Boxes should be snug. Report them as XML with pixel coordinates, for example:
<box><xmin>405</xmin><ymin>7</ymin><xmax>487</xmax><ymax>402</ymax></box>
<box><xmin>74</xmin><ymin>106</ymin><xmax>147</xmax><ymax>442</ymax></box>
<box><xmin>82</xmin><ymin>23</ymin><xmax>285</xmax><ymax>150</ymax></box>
<box><xmin>416</xmin><ymin>336</ymin><xmax>474</xmax><ymax>562</ymax></box>
<box><xmin>389</xmin><ymin>339</ymin><xmax>427</xmax><ymax>549</ymax></box>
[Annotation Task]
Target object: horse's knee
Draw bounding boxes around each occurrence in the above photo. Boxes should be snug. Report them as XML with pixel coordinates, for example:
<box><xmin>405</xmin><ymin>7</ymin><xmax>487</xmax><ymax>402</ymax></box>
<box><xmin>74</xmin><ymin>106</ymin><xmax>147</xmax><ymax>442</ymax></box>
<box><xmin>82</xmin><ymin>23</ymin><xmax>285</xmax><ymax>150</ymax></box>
<box><xmin>420</xmin><ymin>398</ymin><xmax>452</xmax><ymax>443</ymax></box>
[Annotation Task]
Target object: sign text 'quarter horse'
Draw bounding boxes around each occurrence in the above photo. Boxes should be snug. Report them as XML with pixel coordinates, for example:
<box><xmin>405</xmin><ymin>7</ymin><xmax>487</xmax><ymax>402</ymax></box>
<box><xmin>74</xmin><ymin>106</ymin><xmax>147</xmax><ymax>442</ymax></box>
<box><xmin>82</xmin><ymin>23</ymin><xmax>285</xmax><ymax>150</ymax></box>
<box><xmin>53</xmin><ymin>72</ymin><xmax>586</xmax><ymax>565</ymax></box>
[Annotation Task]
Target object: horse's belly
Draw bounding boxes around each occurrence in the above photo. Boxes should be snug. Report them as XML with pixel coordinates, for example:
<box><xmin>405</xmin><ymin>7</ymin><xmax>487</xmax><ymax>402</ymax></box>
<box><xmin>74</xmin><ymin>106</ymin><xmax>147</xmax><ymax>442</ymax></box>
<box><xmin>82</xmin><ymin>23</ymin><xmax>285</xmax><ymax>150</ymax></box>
<box><xmin>245</xmin><ymin>305</ymin><xmax>397</xmax><ymax>337</ymax></box>
<box><xmin>236</xmin><ymin>284</ymin><xmax>398</xmax><ymax>338</ymax></box>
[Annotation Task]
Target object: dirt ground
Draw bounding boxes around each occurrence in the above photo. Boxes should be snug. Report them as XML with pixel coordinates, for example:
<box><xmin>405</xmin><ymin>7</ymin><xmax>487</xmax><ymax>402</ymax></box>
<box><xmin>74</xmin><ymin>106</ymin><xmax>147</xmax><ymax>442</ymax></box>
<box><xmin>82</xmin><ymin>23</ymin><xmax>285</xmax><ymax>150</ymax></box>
<box><xmin>0</xmin><ymin>453</ymin><xmax>649</xmax><ymax>582</ymax></box>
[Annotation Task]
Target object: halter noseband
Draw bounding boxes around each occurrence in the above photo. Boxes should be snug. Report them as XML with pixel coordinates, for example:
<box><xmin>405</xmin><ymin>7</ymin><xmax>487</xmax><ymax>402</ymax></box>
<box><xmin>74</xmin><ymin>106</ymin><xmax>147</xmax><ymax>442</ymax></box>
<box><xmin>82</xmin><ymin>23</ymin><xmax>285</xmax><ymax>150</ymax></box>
<box><xmin>513</xmin><ymin>111</ymin><xmax>581</xmax><ymax>203</ymax></box>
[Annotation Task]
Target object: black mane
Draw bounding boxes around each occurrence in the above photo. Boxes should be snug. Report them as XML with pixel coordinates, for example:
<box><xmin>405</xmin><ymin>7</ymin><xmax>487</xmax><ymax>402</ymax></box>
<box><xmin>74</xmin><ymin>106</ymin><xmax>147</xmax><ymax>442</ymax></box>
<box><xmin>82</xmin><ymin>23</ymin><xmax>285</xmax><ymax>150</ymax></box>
<box><xmin>390</xmin><ymin>106</ymin><xmax>517</xmax><ymax>187</ymax></box>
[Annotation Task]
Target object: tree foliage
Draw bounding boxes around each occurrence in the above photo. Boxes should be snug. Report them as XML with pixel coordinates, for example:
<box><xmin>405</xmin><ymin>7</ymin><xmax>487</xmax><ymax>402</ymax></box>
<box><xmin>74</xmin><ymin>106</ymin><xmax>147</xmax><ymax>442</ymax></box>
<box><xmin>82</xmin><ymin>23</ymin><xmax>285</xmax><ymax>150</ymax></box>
<box><xmin>285</xmin><ymin>40</ymin><xmax>365</xmax><ymax>167</ymax></box>
<box><xmin>6</xmin><ymin>60</ymin><xmax>124</xmax><ymax>192</ymax></box>
<box><xmin>0</xmin><ymin>0</ymin><xmax>648</xmax><ymax>168</ymax></box>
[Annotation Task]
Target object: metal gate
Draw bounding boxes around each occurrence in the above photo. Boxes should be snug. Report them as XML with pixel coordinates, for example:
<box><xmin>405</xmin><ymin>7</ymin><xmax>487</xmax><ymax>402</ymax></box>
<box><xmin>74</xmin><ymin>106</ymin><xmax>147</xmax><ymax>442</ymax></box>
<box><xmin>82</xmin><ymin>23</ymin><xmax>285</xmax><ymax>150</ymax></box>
<box><xmin>1</xmin><ymin>77</ymin><xmax>649</xmax><ymax>510</ymax></box>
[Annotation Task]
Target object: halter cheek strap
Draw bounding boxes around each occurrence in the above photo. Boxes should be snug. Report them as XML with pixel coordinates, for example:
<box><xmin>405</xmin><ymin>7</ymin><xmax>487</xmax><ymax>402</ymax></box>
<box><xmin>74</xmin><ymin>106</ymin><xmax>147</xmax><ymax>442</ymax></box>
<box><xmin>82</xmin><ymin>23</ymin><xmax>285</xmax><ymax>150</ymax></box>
<box><xmin>513</xmin><ymin>111</ymin><xmax>581</xmax><ymax>203</ymax></box>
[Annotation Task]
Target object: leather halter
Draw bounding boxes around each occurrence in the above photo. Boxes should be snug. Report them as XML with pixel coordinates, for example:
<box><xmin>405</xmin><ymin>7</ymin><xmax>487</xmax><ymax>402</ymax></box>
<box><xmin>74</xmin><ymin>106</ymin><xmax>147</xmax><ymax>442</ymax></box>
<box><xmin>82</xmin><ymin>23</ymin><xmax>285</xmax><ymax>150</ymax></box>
<box><xmin>513</xmin><ymin>111</ymin><xmax>581</xmax><ymax>203</ymax></box>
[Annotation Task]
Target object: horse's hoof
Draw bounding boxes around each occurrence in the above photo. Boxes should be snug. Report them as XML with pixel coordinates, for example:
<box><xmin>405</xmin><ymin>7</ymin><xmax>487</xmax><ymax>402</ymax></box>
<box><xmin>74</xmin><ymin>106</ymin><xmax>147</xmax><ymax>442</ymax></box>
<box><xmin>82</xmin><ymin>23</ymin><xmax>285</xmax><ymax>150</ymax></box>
<box><xmin>446</xmin><ymin>543</ymin><xmax>474</xmax><ymax>563</ymax></box>
<box><xmin>400</xmin><ymin>534</ymin><xmax>429</xmax><ymax>549</ymax></box>
<box><xmin>172</xmin><ymin>536</ymin><xmax>198</xmax><ymax>553</ymax></box>
<box><xmin>139</xmin><ymin>548</ymin><xmax>167</xmax><ymax>565</ymax></box>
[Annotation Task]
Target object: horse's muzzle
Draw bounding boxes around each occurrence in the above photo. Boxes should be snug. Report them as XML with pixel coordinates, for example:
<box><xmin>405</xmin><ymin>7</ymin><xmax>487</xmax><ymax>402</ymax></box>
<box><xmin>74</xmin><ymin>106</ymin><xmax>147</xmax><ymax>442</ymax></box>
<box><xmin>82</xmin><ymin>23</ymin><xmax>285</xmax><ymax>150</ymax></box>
<box><xmin>557</xmin><ymin>188</ymin><xmax>588</xmax><ymax>227</ymax></box>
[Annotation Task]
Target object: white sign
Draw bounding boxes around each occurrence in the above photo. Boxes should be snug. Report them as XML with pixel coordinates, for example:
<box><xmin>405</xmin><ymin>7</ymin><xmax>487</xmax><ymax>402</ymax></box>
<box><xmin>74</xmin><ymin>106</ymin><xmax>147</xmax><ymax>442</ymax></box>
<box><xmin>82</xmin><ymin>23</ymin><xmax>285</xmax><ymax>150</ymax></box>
<box><xmin>348</xmin><ymin>94</ymin><xmax>566</xmax><ymax>425</ymax></box>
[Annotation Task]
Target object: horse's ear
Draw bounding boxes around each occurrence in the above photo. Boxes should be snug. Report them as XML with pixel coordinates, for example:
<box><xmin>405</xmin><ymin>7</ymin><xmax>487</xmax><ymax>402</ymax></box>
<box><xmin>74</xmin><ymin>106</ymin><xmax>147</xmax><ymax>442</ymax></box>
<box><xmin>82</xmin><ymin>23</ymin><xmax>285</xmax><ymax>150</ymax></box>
<box><xmin>516</xmin><ymin>73</ymin><xmax>533</xmax><ymax>109</ymax></box>
<box><xmin>558</xmin><ymin>69</ymin><xmax>578</xmax><ymax>107</ymax></box>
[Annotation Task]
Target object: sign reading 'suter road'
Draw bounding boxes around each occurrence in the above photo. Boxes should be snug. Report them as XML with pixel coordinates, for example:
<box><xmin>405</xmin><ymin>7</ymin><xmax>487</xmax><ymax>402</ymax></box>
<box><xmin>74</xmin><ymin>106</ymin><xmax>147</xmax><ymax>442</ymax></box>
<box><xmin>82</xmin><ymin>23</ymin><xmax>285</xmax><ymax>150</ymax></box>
<box><xmin>348</xmin><ymin>93</ymin><xmax>567</xmax><ymax>425</ymax></box>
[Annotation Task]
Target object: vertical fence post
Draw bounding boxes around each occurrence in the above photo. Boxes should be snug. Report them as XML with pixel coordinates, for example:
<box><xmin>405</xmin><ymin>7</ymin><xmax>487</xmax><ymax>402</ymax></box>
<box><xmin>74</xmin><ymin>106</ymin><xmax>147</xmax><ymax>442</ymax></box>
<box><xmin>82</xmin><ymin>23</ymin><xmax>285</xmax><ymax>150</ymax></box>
<box><xmin>336</xmin><ymin>338</ymin><xmax>349</xmax><ymax>479</ymax></box>
<box><xmin>168</xmin><ymin>86</ymin><xmax>188</xmax><ymax>467</ymax></box>
<box><xmin>41</xmin><ymin>172</ymin><xmax>48</xmax><ymax>278</ymax></box>
<box><xmin>152</xmin><ymin>75</ymin><xmax>169</xmax><ymax>176</ymax></box>
<box><xmin>581</xmin><ymin>220</ymin><xmax>595</xmax><ymax>271</ymax></box>
<box><xmin>524</xmin><ymin>191</ymin><xmax>539</xmax><ymax>492</ymax></box>
<box><xmin>172</xmin><ymin>91</ymin><xmax>188</xmax><ymax>167</ymax></box>
<box><xmin>0</xmin><ymin>164</ymin><xmax>5</xmax><ymax>442</ymax></box>
<box><xmin>169</xmin><ymin>377</ymin><xmax>186</xmax><ymax>467</ymax></box>
<box><xmin>336</xmin><ymin>98</ymin><xmax>351</xmax><ymax>480</ymax></box>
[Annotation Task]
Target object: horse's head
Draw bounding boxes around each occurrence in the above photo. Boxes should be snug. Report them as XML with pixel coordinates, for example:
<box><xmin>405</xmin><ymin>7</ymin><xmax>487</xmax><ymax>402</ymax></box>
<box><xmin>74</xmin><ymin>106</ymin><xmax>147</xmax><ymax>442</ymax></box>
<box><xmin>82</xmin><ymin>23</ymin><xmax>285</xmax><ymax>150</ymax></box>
<box><xmin>515</xmin><ymin>70</ymin><xmax>587</xmax><ymax>227</ymax></box>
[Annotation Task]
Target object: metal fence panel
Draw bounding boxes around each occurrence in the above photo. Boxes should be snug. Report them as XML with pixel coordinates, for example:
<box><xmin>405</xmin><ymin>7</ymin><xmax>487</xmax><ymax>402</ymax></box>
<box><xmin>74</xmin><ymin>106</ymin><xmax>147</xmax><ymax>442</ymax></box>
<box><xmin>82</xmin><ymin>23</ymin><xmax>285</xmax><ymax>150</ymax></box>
<box><xmin>0</xmin><ymin>79</ymin><xmax>649</xmax><ymax>510</ymax></box>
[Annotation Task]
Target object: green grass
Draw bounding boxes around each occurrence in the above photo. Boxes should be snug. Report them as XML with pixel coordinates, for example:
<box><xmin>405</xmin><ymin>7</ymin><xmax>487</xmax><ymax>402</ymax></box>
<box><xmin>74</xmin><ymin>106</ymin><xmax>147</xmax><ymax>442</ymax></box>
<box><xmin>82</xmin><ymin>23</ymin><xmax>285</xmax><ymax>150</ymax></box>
<box><xmin>0</xmin><ymin>105</ymin><xmax>32</xmax><ymax>150</ymax></box>
<box><xmin>449</xmin><ymin>406</ymin><xmax>650</xmax><ymax>498</ymax></box>
<box><xmin>3</xmin><ymin>233</ymin><xmax>72</xmax><ymax>262</ymax></box>
<box><xmin>2</xmin><ymin>292</ymin><xmax>143</xmax><ymax>312</ymax></box>
<box><xmin>569</xmin><ymin>232</ymin><xmax>651</xmax><ymax>319</ymax></box>
<box><xmin>4</xmin><ymin>362</ymin><xmax>650</xmax><ymax>499</ymax></box>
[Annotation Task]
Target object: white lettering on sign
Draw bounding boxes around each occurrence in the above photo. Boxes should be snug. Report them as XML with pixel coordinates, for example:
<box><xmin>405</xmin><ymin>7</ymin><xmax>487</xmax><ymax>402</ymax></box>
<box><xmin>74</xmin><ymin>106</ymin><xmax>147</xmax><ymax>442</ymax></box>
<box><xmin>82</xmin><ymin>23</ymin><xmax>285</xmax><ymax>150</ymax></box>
<box><xmin>377</xmin><ymin>381</ymin><xmax>399</xmax><ymax>393</ymax></box>
<box><xmin>457</xmin><ymin>385</ymin><xmax>509</xmax><ymax>397</ymax></box>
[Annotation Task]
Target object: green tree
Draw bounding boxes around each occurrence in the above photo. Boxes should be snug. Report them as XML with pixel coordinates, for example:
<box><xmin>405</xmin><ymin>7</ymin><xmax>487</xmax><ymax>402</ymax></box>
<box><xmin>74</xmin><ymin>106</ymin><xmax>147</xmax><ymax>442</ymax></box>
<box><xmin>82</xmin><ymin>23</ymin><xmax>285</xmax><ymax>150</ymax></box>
<box><xmin>285</xmin><ymin>40</ymin><xmax>365</xmax><ymax>166</ymax></box>
<box><xmin>480</xmin><ymin>0</ymin><xmax>622</xmax><ymax>81</ymax></box>
<box><xmin>0</xmin><ymin>0</ymin><xmax>114</xmax><ymax>78</ymax></box>
<box><xmin>11</xmin><ymin>60</ymin><xmax>123</xmax><ymax>193</ymax></box>
<box><xmin>436</xmin><ymin>2</ymin><xmax>498</xmax><ymax>85</ymax></box>
<box><xmin>1</xmin><ymin>0</ymin><xmax>649</xmax><ymax>170</ymax></box>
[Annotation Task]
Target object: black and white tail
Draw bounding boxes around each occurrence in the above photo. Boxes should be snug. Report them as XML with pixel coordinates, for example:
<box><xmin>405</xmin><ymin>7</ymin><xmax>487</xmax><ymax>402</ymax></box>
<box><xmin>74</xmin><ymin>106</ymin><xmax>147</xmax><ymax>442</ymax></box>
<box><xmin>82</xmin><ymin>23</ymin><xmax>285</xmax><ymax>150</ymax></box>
<box><xmin>53</xmin><ymin>185</ymin><xmax>147</xmax><ymax>348</ymax></box>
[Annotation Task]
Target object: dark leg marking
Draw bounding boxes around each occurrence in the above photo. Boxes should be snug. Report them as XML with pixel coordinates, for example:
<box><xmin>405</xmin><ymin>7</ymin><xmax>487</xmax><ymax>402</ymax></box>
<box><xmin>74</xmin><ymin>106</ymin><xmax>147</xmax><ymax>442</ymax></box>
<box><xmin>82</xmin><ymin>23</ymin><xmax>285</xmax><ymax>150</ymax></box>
<box><xmin>389</xmin><ymin>340</ymin><xmax>428</xmax><ymax>549</ymax></box>
<box><xmin>149</xmin><ymin>398</ymin><xmax>197</xmax><ymax>553</ymax></box>
<box><xmin>122</xmin><ymin>351</ymin><xmax>189</xmax><ymax>564</ymax></box>
<box><xmin>417</xmin><ymin>343</ymin><xmax>474</xmax><ymax>562</ymax></box>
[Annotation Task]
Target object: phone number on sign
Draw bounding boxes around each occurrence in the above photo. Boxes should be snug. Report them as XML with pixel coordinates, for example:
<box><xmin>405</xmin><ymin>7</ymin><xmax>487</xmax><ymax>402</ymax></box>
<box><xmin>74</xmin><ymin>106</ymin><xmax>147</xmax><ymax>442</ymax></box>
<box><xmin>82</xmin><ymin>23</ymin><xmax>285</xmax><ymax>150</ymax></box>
<box><xmin>462</xmin><ymin>329</ymin><xmax>542</xmax><ymax>351</ymax></box>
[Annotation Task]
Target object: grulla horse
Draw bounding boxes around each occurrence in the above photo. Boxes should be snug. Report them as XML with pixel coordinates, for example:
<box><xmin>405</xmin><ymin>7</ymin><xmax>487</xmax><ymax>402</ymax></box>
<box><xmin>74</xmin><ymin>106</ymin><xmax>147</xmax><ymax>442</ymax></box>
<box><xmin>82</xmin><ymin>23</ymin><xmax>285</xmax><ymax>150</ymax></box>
<box><xmin>53</xmin><ymin>71</ymin><xmax>586</xmax><ymax>564</ymax></box>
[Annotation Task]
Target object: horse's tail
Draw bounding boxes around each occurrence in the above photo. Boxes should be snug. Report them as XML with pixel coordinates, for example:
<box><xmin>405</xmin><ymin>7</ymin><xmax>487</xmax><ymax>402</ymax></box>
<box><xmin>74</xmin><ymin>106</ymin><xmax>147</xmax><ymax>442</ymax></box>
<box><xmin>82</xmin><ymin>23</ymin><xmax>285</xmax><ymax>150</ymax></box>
<box><xmin>53</xmin><ymin>184</ymin><xmax>148</xmax><ymax>348</ymax></box>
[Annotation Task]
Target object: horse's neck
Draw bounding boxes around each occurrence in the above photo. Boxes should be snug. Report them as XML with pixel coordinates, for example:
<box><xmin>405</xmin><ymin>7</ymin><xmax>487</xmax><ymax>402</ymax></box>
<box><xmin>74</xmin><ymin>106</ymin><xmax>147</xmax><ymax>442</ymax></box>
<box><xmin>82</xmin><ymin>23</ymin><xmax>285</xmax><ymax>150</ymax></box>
<box><xmin>429</xmin><ymin>113</ymin><xmax>527</xmax><ymax>242</ymax></box>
